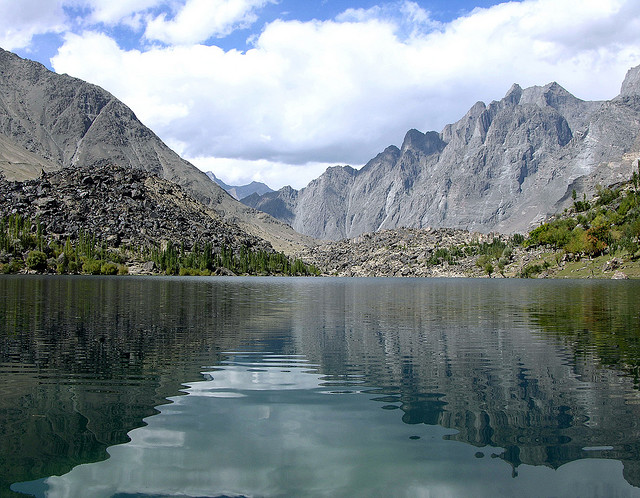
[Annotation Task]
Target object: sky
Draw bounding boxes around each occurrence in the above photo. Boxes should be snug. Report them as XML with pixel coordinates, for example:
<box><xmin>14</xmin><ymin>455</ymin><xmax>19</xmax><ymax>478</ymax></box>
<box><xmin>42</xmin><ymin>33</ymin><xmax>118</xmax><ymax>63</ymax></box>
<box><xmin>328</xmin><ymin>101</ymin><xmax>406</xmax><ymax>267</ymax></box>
<box><xmin>2</xmin><ymin>0</ymin><xmax>640</xmax><ymax>189</ymax></box>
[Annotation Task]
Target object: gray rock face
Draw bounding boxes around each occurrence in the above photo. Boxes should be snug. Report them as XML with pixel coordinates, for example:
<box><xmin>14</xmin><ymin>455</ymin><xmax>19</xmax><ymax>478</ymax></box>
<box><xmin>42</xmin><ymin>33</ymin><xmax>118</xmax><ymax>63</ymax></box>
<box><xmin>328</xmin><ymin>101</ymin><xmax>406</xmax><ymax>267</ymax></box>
<box><xmin>0</xmin><ymin>48</ymin><xmax>312</xmax><ymax>254</ymax></box>
<box><xmin>0</xmin><ymin>163</ymin><xmax>271</xmax><ymax>254</ymax></box>
<box><xmin>0</xmin><ymin>133</ymin><xmax>58</xmax><ymax>181</ymax></box>
<box><xmin>244</xmin><ymin>67</ymin><xmax>640</xmax><ymax>240</ymax></box>
<box><xmin>206</xmin><ymin>172</ymin><xmax>273</xmax><ymax>200</ymax></box>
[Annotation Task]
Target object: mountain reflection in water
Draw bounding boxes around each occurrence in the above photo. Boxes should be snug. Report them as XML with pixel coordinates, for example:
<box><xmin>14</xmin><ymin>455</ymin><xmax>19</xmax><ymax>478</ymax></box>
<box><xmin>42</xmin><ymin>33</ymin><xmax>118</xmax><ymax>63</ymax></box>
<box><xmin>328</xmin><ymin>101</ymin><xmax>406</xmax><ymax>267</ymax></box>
<box><xmin>2</xmin><ymin>275</ymin><xmax>640</xmax><ymax>497</ymax></box>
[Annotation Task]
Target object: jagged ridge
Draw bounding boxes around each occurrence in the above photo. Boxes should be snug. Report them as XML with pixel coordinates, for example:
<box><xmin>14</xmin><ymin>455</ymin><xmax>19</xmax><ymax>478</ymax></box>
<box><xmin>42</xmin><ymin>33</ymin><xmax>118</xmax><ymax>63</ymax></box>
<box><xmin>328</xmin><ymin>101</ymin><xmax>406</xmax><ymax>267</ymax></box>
<box><xmin>244</xmin><ymin>67</ymin><xmax>640</xmax><ymax>240</ymax></box>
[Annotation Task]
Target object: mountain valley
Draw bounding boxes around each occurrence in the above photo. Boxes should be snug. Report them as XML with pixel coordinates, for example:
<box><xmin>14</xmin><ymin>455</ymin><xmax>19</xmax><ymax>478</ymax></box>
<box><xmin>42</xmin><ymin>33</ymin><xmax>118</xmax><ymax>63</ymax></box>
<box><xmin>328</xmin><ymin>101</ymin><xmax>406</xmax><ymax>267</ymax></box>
<box><xmin>1</xmin><ymin>46</ymin><xmax>640</xmax><ymax>278</ymax></box>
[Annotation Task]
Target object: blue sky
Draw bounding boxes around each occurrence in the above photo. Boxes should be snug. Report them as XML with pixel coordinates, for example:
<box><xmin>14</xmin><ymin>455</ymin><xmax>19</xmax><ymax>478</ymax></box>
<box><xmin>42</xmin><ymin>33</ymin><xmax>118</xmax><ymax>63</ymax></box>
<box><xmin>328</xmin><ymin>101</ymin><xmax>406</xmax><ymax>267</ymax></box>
<box><xmin>13</xmin><ymin>1</ymin><xmax>514</xmax><ymax>64</ymax></box>
<box><xmin>2</xmin><ymin>0</ymin><xmax>640</xmax><ymax>189</ymax></box>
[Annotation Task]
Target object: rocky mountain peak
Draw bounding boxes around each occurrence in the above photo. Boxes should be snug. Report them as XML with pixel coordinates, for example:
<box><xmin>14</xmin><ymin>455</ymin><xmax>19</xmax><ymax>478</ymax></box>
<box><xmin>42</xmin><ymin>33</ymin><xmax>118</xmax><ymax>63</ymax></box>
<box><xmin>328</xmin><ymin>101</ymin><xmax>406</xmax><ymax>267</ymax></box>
<box><xmin>620</xmin><ymin>65</ymin><xmax>640</xmax><ymax>97</ymax></box>
<box><xmin>279</xmin><ymin>185</ymin><xmax>298</xmax><ymax>195</ymax></box>
<box><xmin>206</xmin><ymin>171</ymin><xmax>274</xmax><ymax>200</ymax></box>
<box><xmin>243</xmin><ymin>63</ymin><xmax>640</xmax><ymax>240</ymax></box>
<box><xmin>504</xmin><ymin>83</ymin><xmax>523</xmax><ymax>105</ymax></box>
<box><xmin>401</xmin><ymin>129</ymin><xmax>446</xmax><ymax>156</ymax></box>
<box><xmin>518</xmin><ymin>81</ymin><xmax>576</xmax><ymax>109</ymax></box>
<box><xmin>324</xmin><ymin>164</ymin><xmax>357</xmax><ymax>177</ymax></box>
<box><xmin>441</xmin><ymin>101</ymin><xmax>487</xmax><ymax>145</ymax></box>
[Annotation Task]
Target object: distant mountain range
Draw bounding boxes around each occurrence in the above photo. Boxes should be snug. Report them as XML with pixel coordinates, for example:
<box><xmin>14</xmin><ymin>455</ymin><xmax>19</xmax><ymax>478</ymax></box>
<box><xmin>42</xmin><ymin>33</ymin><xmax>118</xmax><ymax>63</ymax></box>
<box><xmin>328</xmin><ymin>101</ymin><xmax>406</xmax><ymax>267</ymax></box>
<box><xmin>243</xmin><ymin>67</ymin><xmax>640</xmax><ymax>240</ymax></box>
<box><xmin>0</xmin><ymin>48</ymin><xmax>311</xmax><ymax>254</ymax></box>
<box><xmin>2</xmin><ymin>45</ymin><xmax>640</xmax><ymax>247</ymax></box>
<box><xmin>206</xmin><ymin>172</ymin><xmax>273</xmax><ymax>200</ymax></box>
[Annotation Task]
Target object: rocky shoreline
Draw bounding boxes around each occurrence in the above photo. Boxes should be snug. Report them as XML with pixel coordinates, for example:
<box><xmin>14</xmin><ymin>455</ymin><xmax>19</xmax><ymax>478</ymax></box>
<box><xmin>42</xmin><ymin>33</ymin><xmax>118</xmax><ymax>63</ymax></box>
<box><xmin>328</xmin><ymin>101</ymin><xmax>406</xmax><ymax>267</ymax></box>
<box><xmin>299</xmin><ymin>228</ymin><xmax>514</xmax><ymax>278</ymax></box>
<box><xmin>1</xmin><ymin>165</ymin><xmax>637</xmax><ymax>279</ymax></box>
<box><xmin>297</xmin><ymin>227</ymin><xmax>636</xmax><ymax>279</ymax></box>
<box><xmin>0</xmin><ymin>164</ymin><xmax>288</xmax><ymax>275</ymax></box>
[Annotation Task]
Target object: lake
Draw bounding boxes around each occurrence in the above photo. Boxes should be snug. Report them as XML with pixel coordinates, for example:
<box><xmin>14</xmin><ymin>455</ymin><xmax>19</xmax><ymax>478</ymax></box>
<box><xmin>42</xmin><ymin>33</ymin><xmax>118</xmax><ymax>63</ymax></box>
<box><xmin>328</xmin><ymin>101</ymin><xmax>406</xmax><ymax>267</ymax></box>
<box><xmin>2</xmin><ymin>275</ymin><xmax>640</xmax><ymax>497</ymax></box>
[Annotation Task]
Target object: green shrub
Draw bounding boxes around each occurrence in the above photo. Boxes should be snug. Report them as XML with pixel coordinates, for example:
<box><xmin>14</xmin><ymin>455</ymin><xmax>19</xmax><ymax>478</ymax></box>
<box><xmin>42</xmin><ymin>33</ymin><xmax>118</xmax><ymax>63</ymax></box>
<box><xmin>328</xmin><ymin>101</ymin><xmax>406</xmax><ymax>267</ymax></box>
<box><xmin>8</xmin><ymin>259</ymin><xmax>24</xmax><ymax>273</ymax></box>
<box><xmin>573</xmin><ymin>193</ymin><xmax>591</xmax><ymax>212</ymax></box>
<box><xmin>68</xmin><ymin>260</ymin><xmax>79</xmax><ymax>274</ymax></box>
<box><xmin>585</xmin><ymin>223</ymin><xmax>610</xmax><ymax>256</ymax></box>
<box><xmin>564</xmin><ymin>228</ymin><xmax>587</xmax><ymax>255</ymax></box>
<box><xmin>26</xmin><ymin>250</ymin><xmax>48</xmax><ymax>272</ymax></box>
<box><xmin>576</xmin><ymin>214</ymin><xmax>588</xmax><ymax>227</ymax></box>
<box><xmin>476</xmin><ymin>254</ymin><xmax>491</xmax><ymax>268</ymax></box>
<box><xmin>595</xmin><ymin>185</ymin><xmax>620</xmax><ymax>206</ymax></box>
<box><xmin>520</xmin><ymin>263</ymin><xmax>544</xmax><ymax>278</ymax></box>
<box><xmin>497</xmin><ymin>258</ymin><xmax>508</xmax><ymax>274</ymax></box>
<box><xmin>100</xmin><ymin>262</ymin><xmax>119</xmax><ymax>275</ymax></box>
<box><xmin>82</xmin><ymin>258</ymin><xmax>102</xmax><ymax>275</ymax></box>
<box><xmin>483</xmin><ymin>262</ymin><xmax>494</xmax><ymax>277</ymax></box>
<box><xmin>511</xmin><ymin>233</ymin><xmax>525</xmax><ymax>246</ymax></box>
<box><xmin>617</xmin><ymin>192</ymin><xmax>637</xmax><ymax>216</ymax></box>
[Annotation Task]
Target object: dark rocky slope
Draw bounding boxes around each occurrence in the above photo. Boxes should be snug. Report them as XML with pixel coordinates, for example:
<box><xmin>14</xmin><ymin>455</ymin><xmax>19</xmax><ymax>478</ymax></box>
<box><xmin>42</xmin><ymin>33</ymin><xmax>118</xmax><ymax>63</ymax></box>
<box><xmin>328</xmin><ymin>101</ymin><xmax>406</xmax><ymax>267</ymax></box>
<box><xmin>0</xmin><ymin>163</ymin><xmax>274</xmax><ymax>273</ymax></box>
<box><xmin>245</xmin><ymin>67</ymin><xmax>640</xmax><ymax>240</ymax></box>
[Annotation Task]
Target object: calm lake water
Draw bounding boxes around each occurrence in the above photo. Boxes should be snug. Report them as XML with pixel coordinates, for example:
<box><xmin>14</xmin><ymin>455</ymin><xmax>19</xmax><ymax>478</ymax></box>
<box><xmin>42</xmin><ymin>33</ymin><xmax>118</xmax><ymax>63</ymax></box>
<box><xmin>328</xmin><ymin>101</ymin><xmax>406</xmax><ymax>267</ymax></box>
<box><xmin>2</xmin><ymin>275</ymin><xmax>640</xmax><ymax>497</ymax></box>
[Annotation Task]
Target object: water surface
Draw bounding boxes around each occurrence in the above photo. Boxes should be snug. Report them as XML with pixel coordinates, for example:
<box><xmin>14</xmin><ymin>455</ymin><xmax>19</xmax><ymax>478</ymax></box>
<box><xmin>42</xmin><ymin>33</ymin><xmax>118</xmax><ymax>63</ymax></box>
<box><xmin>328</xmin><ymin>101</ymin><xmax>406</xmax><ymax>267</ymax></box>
<box><xmin>2</xmin><ymin>276</ymin><xmax>640</xmax><ymax>497</ymax></box>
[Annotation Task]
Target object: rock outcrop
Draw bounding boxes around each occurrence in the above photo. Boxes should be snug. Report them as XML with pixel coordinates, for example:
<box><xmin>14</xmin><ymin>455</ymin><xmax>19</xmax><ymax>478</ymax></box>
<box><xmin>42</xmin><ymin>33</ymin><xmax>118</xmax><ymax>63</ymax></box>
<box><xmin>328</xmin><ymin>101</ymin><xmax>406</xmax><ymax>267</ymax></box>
<box><xmin>0</xmin><ymin>163</ymin><xmax>271</xmax><ymax>254</ymax></box>
<box><xmin>244</xmin><ymin>67</ymin><xmax>640</xmax><ymax>240</ymax></box>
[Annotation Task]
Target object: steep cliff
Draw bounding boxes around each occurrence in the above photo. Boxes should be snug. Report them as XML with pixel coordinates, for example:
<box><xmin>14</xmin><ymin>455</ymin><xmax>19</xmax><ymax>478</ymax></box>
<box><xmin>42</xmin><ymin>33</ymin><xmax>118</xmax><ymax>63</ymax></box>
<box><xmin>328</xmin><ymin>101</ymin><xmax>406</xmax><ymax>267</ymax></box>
<box><xmin>244</xmin><ymin>68</ymin><xmax>640</xmax><ymax>239</ymax></box>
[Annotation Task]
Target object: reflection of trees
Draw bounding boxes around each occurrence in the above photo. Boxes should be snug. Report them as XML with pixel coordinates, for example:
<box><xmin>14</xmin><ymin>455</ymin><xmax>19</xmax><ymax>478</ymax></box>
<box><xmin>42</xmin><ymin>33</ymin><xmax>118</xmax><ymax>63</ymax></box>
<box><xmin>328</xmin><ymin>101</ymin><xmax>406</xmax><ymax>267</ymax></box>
<box><xmin>3</xmin><ymin>277</ymin><xmax>640</xmax><ymax>491</ymax></box>
<box><xmin>289</xmin><ymin>279</ymin><xmax>640</xmax><ymax>484</ymax></box>
<box><xmin>0</xmin><ymin>276</ymin><xmax>295</xmax><ymax>492</ymax></box>
<box><xmin>527</xmin><ymin>281</ymin><xmax>640</xmax><ymax>387</ymax></box>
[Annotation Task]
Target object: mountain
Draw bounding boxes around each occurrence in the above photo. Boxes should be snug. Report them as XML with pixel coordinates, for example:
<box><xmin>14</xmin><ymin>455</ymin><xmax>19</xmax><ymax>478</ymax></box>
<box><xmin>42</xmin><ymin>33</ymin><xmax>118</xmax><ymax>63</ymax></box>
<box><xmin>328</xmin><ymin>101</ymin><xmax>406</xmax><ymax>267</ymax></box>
<box><xmin>0</xmin><ymin>163</ymin><xmax>272</xmax><ymax>256</ymax></box>
<box><xmin>244</xmin><ymin>68</ymin><xmax>640</xmax><ymax>240</ymax></box>
<box><xmin>206</xmin><ymin>171</ymin><xmax>273</xmax><ymax>200</ymax></box>
<box><xmin>0</xmin><ymin>48</ymin><xmax>312</xmax><ymax>254</ymax></box>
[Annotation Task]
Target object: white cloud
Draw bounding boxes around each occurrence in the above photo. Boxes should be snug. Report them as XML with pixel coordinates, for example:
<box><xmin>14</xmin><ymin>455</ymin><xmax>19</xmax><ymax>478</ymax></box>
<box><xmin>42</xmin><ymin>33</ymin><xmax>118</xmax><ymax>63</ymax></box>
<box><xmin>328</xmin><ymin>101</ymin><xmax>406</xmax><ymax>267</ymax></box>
<box><xmin>50</xmin><ymin>0</ymin><xmax>640</xmax><ymax>189</ymax></box>
<box><xmin>78</xmin><ymin>0</ymin><xmax>163</xmax><ymax>26</ymax></box>
<box><xmin>336</xmin><ymin>0</ymin><xmax>442</xmax><ymax>39</ymax></box>
<box><xmin>0</xmin><ymin>0</ymin><xmax>66</xmax><ymax>50</ymax></box>
<box><xmin>144</xmin><ymin>0</ymin><xmax>275</xmax><ymax>44</ymax></box>
<box><xmin>0</xmin><ymin>0</ymin><xmax>163</xmax><ymax>50</ymax></box>
<box><xmin>0</xmin><ymin>0</ymin><xmax>272</xmax><ymax>50</ymax></box>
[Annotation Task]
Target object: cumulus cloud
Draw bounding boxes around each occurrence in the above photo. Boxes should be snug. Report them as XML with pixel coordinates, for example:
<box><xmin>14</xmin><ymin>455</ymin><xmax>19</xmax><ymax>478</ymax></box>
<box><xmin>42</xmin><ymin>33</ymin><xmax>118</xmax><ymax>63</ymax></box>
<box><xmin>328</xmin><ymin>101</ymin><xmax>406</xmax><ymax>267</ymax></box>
<box><xmin>46</xmin><ymin>0</ymin><xmax>640</xmax><ymax>188</ymax></box>
<box><xmin>0</xmin><ymin>0</ymin><xmax>66</xmax><ymax>50</ymax></box>
<box><xmin>336</xmin><ymin>0</ymin><xmax>442</xmax><ymax>39</ymax></box>
<box><xmin>75</xmin><ymin>0</ymin><xmax>163</xmax><ymax>26</ymax></box>
<box><xmin>144</xmin><ymin>0</ymin><xmax>276</xmax><ymax>44</ymax></box>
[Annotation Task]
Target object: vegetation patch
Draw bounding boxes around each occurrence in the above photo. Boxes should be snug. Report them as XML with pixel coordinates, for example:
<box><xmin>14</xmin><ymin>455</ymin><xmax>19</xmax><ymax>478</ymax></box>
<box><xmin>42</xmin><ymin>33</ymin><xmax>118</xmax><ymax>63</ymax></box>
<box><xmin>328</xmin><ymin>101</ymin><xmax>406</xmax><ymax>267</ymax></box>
<box><xmin>0</xmin><ymin>213</ymin><xmax>320</xmax><ymax>277</ymax></box>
